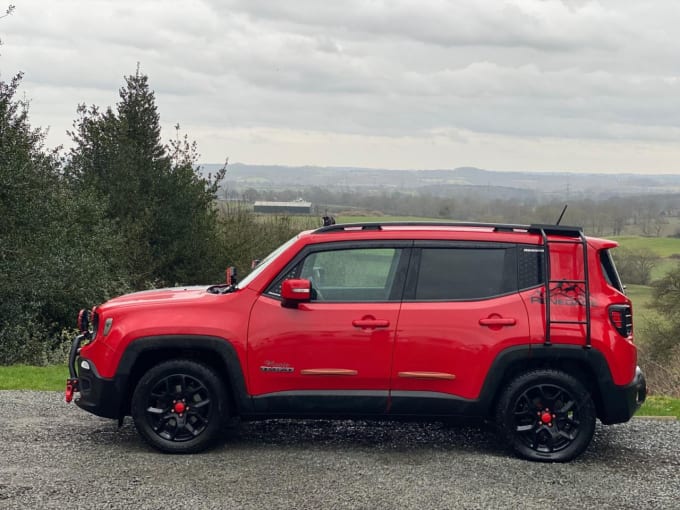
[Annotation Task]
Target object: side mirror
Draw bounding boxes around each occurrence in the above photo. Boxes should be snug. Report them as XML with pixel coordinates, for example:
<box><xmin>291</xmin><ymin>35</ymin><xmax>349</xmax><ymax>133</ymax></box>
<box><xmin>281</xmin><ymin>279</ymin><xmax>311</xmax><ymax>308</ymax></box>
<box><xmin>226</xmin><ymin>266</ymin><xmax>237</xmax><ymax>285</ymax></box>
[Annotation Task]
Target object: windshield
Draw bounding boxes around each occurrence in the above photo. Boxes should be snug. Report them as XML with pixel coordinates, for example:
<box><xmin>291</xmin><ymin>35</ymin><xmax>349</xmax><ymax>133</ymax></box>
<box><xmin>236</xmin><ymin>235</ymin><xmax>299</xmax><ymax>289</ymax></box>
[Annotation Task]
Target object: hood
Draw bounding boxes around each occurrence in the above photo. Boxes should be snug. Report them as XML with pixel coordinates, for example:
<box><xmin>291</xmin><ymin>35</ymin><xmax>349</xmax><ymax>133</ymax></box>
<box><xmin>101</xmin><ymin>286</ymin><xmax>211</xmax><ymax>309</ymax></box>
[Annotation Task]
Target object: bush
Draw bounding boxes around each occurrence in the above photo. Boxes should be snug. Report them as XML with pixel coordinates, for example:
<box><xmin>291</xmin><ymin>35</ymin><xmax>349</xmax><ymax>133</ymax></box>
<box><xmin>613</xmin><ymin>247</ymin><xmax>660</xmax><ymax>285</ymax></box>
<box><xmin>218</xmin><ymin>204</ymin><xmax>318</xmax><ymax>278</ymax></box>
<box><xmin>638</xmin><ymin>263</ymin><xmax>680</xmax><ymax>396</ymax></box>
<box><xmin>0</xmin><ymin>74</ymin><xmax>131</xmax><ymax>365</ymax></box>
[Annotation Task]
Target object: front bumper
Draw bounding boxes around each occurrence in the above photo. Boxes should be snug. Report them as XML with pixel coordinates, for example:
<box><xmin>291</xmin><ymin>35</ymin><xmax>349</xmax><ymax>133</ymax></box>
<box><xmin>599</xmin><ymin>366</ymin><xmax>647</xmax><ymax>425</ymax></box>
<box><xmin>65</xmin><ymin>334</ymin><xmax>121</xmax><ymax>420</ymax></box>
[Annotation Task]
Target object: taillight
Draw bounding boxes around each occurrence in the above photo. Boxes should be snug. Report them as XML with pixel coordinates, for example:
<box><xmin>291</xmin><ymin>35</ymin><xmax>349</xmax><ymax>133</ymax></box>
<box><xmin>609</xmin><ymin>304</ymin><xmax>633</xmax><ymax>337</ymax></box>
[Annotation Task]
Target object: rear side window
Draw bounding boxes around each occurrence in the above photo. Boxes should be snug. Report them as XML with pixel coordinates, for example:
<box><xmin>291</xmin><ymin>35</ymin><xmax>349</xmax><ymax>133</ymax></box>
<box><xmin>413</xmin><ymin>246</ymin><xmax>516</xmax><ymax>300</ymax></box>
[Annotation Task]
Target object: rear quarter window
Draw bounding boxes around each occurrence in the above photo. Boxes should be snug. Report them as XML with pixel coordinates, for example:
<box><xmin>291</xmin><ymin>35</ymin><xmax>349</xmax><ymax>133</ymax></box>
<box><xmin>518</xmin><ymin>245</ymin><xmax>545</xmax><ymax>290</ymax></box>
<box><xmin>600</xmin><ymin>249</ymin><xmax>625</xmax><ymax>293</ymax></box>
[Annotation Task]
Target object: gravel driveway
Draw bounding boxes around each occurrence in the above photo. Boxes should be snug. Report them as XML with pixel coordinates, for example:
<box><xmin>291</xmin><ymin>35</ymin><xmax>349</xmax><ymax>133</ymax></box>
<box><xmin>1</xmin><ymin>391</ymin><xmax>678</xmax><ymax>509</ymax></box>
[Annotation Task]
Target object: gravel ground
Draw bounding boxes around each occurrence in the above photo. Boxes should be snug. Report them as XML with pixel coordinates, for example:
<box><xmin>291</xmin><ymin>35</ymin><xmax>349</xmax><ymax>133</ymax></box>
<box><xmin>1</xmin><ymin>391</ymin><xmax>678</xmax><ymax>510</ymax></box>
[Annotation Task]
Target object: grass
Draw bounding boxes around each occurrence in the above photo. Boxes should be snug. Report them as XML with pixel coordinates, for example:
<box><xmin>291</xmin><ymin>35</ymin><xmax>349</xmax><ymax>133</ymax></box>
<box><xmin>638</xmin><ymin>396</ymin><xmax>680</xmax><ymax>418</ymax></box>
<box><xmin>613</xmin><ymin>236</ymin><xmax>680</xmax><ymax>258</ymax></box>
<box><xmin>0</xmin><ymin>364</ymin><xmax>67</xmax><ymax>391</ymax></box>
<box><xmin>0</xmin><ymin>365</ymin><xmax>677</xmax><ymax>419</ymax></box>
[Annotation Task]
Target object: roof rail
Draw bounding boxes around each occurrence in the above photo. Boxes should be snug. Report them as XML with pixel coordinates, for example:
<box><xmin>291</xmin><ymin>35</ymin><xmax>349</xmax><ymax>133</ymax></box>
<box><xmin>314</xmin><ymin>221</ymin><xmax>583</xmax><ymax>236</ymax></box>
<box><xmin>528</xmin><ymin>224</ymin><xmax>583</xmax><ymax>237</ymax></box>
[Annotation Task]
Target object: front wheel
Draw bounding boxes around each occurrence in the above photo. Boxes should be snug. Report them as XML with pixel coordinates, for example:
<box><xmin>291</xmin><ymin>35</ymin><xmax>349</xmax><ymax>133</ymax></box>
<box><xmin>495</xmin><ymin>369</ymin><xmax>596</xmax><ymax>462</ymax></box>
<box><xmin>131</xmin><ymin>359</ymin><xmax>228</xmax><ymax>453</ymax></box>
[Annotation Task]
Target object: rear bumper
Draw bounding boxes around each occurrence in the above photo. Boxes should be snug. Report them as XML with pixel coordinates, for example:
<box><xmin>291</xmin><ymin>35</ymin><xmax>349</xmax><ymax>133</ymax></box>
<box><xmin>599</xmin><ymin>366</ymin><xmax>647</xmax><ymax>425</ymax></box>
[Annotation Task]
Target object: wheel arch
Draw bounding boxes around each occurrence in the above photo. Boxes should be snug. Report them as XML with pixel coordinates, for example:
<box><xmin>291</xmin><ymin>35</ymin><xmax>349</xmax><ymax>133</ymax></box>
<box><xmin>478</xmin><ymin>345</ymin><xmax>612</xmax><ymax>421</ymax></box>
<box><xmin>116</xmin><ymin>335</ymin><xmax>252</xmax><ymax>418</ymax></box>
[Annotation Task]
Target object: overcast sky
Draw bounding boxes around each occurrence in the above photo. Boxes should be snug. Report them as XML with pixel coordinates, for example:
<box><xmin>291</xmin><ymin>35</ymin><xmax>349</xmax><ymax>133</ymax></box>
<box><xmin>2</xmin><ymin>0</ymin><xmax>680</xmax><ymax>173</ymax></box>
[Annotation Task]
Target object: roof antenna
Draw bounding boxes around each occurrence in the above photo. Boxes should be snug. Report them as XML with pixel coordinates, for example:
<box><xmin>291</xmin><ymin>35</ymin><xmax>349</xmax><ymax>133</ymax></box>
<box><xmin>556</xmin><ymin>204</ymin><xmax>568</xmax><ymax>225</ymax></box>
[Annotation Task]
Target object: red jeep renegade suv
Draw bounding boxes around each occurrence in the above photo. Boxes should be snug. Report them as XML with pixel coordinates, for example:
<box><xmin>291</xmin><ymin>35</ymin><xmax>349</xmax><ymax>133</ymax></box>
<box><xmin>66</xmin><ymin>221</ymin><xmax>646</xmax><ymax>462</ymax></box>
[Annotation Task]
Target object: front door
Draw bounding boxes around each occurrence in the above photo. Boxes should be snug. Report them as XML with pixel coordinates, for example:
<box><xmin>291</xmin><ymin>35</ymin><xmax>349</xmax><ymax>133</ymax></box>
<box><xmin>247</xmin><ymin>243</ymin><xmax>409</xmax><ymax>415</ymax></box>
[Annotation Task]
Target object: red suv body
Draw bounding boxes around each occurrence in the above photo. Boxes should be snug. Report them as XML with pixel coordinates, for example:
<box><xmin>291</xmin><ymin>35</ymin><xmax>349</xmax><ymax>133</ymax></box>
<box><xmin>66</xmin><ymin>222</ymin><xmax>646</xmax><ymax>461</ymax></box>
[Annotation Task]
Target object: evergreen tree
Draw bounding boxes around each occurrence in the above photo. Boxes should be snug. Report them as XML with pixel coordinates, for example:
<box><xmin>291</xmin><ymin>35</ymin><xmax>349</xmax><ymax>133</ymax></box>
<box><xmin>0</xmin><ymin>74</ymin><xmax>129</xmax><ymax>364</ymax></box>
<box><xmin>67</xmin><ymin>67</ymin><xmax>226</xmax><ymax>287</ymax></box>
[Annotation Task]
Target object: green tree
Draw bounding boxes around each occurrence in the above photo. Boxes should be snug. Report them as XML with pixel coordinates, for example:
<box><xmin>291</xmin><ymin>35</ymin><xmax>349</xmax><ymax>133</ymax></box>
<box><xmin>67</xmin><ymin>67</ymin><xmax>226</xmax><ymax>287</ymax></box>
<box><xmin>0</xmin><ymin>74</ymin><xmax>129</xmax><ymax>364</ymax></box>
<box><xmin>613</xmin><ymin>247</ymin><xmax>660</xmax><ymax>285</ymax></box>
<box><xmin>640</xmin><ymin>264</ymin><xmax>680</xmax><ymax>395</ymax></box>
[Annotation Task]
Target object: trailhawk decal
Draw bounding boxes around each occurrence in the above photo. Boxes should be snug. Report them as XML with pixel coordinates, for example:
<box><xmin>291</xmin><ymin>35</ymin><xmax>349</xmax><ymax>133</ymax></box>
<box><xmin>530</xmin><ymin>285</ymin><xmax>598</xmax><ymax>307</ymax></box>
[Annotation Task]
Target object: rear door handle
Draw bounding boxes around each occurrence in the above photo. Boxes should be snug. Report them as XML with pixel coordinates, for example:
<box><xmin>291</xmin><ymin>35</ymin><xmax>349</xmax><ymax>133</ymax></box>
<box><xmin>479</xmin><ymin>317</ymin><xmax>516</xmax><ymax>326</ymax></box>
<box><xmin>352</xmin><ymin>319</ymin><xmax>390</xmax><ymax>329</ymax></box>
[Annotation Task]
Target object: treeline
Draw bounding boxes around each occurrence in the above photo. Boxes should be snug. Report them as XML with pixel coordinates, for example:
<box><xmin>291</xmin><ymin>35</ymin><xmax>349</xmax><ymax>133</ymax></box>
<box><xmin>0</xmin><ymin>70</ymin><xmax>299</xmax><ymax>365</ymax></box>
<box><xmin>239</xmin><ymin>186</ymin><xmax>680</xmax><ymax>238</ymax></box>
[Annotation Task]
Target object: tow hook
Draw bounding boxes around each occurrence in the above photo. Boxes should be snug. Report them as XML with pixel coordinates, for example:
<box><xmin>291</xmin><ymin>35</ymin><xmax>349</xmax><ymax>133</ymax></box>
<box><xmin>65</xmin><ymin>378</ymin><xmax>79</xmax><ymax>403</ymax></box>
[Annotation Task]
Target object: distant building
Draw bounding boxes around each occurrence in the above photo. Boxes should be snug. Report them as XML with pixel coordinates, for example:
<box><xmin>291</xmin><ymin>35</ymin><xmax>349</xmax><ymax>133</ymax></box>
<box><xmin>253</xmin><ymin>200</ymin><xmax>312</xmax><ymax>214</ymax></box>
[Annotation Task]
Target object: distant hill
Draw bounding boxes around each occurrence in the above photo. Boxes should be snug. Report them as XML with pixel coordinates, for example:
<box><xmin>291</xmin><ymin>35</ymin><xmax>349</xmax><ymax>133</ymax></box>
<box><xmin>199</xmin><ymin>163</ymin><xmax>680</xmax><ymax>197</ymax></box>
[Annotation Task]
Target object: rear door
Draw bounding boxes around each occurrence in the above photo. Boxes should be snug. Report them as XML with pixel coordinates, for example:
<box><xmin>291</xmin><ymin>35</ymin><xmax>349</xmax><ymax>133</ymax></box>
<box><xmin>390</xmin><ymin>241</ymin><xmax>531</xmax><ymax>414</ymax></box>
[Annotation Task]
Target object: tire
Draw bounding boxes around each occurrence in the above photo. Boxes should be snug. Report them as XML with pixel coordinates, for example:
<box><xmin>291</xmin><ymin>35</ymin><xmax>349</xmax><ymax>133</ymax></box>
<box><xmin>131</xmin><ymin>359</ymin><xmax>228</xmax><ymax>453</ymax></box>
<box><xmin>495</xmin><ymin>369</ymin><xmax>596</xmax><ymax>462</ymax></box>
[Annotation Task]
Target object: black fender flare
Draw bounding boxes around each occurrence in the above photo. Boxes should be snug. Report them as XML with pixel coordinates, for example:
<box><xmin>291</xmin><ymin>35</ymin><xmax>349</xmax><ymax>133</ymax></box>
<box><xmin>476</xmin><ymin>344</ymin><xmax>617</xmax><ymax>419</ymax></box>
<box><xmin>117</xmin><ymin>335</ymin><xmax>253</xmax><ymax>415</ymax></box>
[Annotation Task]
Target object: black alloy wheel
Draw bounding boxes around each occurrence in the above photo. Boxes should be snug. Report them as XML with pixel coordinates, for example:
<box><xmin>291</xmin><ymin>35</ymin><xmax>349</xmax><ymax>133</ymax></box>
<box><xmin>131</xmin><ymin>360</ymin><xmax>228</xmax><ymax>453</ymax></box>
<box><xmin>496</xmin><ymin>369</ymin><xmax>596</xmax><ymax>462</ymax></box>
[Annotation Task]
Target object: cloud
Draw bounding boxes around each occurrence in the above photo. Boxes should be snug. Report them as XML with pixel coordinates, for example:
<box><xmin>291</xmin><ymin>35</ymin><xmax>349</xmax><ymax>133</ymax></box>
<box><xmin>2</xmin><ymin>0</ymin><xmax>680</xmax><ymax>172</ymax></box>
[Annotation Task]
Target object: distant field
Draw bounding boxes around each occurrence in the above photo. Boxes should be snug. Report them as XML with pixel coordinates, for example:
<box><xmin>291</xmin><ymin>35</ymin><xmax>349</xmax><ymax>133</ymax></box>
<box><xmin>625</xmin><ymin>284</ymin><xmax>658</xmax><ymax>332</ymax></box>
<box><xmin>625</xmin><ymin>284</ymin><xmax>654</xmax><ymax>309</ymax></box>
<box><xmin>650</xmin><ymin>258</ymin><xmax>678</xmax><ymax>281</ymax></box>
<box><xmin>612</xmin><ymin>236</ymin><xmax>680</xmax><ymax>257</ymax></box>
<box><xmin>336</xmin><ymin>215</ymin><xmax>438</xmax><ymax>224</ymax></box>
<box><xmin>612</xmin><ymin>236</ymin><xmax>680</xmax><ymax>282</ymax></box>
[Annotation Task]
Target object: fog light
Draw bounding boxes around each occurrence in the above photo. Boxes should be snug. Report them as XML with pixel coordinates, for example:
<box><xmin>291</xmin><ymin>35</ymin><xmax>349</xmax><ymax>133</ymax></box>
<box><xmin>80</xmin><ymin>360</ymin><xmax>91</xmax><ymax>371</ymax></box>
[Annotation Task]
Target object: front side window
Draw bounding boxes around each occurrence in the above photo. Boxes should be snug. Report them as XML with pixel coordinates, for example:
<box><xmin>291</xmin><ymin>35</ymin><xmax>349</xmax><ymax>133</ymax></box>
<box><xmin>293</xmin><ymin>247</ymin><xmax>405</xmax><ymax>302</ymax></box>
<box><xmin>413</xmin><ymin>246</ymin><xmax>516</xmax><ymax>300</ymax></box>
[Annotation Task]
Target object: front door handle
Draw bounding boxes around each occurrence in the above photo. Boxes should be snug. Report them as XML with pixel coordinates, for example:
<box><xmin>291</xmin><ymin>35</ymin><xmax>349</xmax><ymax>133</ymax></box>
<box><xmin>479</xmin><ymin>317</ymin><xmax>516</xmax><ymax>326</ymax></box>
<box><xmin>352</xmin><ymin>319</ymin><xmax>390</xmax><ymax>329</ymax></box>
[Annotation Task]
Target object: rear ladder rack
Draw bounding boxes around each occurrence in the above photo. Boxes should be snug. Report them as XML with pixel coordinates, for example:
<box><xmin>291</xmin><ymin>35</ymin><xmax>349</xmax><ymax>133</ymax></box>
<box><xmin>536</xmin><ymin>225</ymin><xmax>592</xmax><ymax>348</ymax></box>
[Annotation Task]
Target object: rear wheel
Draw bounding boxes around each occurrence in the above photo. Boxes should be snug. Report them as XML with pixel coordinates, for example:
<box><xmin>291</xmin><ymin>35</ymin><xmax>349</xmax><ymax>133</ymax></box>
<box><xmin>495</xmin><ymin>369</ymin><xmax>596</xmax><ymax>462</ymax></box>
<box><xmin>131</xmin><ymin>359</ymin><xmax>228</xmax><ymax>453</ymax></box>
